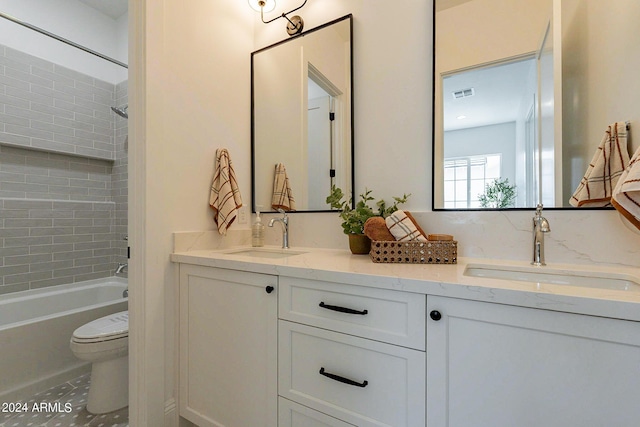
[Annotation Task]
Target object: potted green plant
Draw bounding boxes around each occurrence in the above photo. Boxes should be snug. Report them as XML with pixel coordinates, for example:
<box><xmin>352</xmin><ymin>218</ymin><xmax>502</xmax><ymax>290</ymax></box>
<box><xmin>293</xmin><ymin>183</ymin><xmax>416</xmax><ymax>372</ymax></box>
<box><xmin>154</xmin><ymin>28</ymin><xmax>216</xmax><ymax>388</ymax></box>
<box><xmin>478</xmin><ymin>178</ymin><xmax>517</xmax><ymax>208</ymax></box>
<box><xmin>326</xmin><ymin>185</ymin><xmax>410</xmax><ymax>254</ymax></box>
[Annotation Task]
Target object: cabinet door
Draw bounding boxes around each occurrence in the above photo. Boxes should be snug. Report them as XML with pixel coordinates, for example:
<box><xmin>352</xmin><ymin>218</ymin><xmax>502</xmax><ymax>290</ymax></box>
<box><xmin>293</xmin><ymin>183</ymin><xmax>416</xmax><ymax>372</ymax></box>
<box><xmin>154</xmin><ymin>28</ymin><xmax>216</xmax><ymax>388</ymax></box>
<box><xmin>427</xmin><ymin>295</ymin><xmax>640</xmax><ymax>427</ymax></box>
<box><xmin>179</xmin><ymin>264</ymin><xmax>277</xmax><ymax>427</ymax></box>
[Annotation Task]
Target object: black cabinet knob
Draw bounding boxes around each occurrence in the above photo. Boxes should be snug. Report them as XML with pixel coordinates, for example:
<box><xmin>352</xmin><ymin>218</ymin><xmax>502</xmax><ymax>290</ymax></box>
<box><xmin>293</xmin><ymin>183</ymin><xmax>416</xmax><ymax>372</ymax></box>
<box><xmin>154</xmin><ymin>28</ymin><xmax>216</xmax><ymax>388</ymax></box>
<box><xmin>430</xmin><ymin>310</ymin><xmax>442</xmax><ymax>321</ymax></box>
<box><xmin>265</xmin><ymin>286</ymin><xmax>275</xmax><ymax>294</ymax></box>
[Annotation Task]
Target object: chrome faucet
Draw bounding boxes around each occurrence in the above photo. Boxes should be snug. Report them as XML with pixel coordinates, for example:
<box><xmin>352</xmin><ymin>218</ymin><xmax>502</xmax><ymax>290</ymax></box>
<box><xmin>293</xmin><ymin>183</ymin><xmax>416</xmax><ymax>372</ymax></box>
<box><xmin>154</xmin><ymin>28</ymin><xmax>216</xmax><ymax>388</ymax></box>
<box><xmin>268</xmin><ymin>209</ymin><xmax>290</xmax><ymax>249</ymax></box>
<box><xmin>532</xmin><ymin>204</ymin><xmax>550</xmax><ymax>266</ymax></box>
<box><xmin>115</xmin><ymin>263</ymin><xmax>128</xmax><ymax>274</ymax></box>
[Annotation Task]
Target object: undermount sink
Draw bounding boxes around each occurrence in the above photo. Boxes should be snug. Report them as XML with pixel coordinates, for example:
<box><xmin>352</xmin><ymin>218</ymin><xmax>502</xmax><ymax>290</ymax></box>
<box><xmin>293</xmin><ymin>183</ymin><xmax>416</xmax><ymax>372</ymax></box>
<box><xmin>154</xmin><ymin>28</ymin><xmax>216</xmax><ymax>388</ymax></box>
<box><xmin>464</xmin><ymin>263</ymin><xmax>640</xmax><ymax>291</ymax></box>
<box><xmin>222</xmin><ymin>248</ymin><xmax>307</xmax><ymax>259</ymax></box>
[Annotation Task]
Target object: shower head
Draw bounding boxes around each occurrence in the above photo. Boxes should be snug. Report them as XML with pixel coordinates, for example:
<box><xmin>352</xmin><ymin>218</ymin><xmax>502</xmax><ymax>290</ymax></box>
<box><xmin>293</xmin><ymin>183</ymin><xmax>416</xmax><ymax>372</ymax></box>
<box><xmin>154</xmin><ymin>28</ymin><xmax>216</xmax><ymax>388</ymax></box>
<box><xmin>111</xmin><ymin>105</ymin><xmax>128</xmax><ymax>119</ymax></box>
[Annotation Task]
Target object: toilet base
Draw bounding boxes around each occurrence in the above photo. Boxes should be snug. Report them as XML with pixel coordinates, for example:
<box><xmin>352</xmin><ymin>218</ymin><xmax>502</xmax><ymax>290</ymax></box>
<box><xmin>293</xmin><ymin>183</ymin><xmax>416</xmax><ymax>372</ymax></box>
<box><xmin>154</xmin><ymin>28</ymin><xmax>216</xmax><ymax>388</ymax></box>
<box><xmin>86</xmin><ymin>354</ymin><xmax>128</xmax><ymax>414</ymax></box>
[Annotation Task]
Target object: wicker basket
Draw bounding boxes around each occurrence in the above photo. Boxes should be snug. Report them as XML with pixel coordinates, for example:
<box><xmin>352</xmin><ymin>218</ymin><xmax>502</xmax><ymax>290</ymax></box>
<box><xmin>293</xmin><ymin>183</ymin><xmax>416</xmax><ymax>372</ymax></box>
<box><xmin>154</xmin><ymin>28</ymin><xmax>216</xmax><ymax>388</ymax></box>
<box><xmin>370</xmin><ymin>240</ymin><xmax>457</xmax><ymax>264</ymax></box>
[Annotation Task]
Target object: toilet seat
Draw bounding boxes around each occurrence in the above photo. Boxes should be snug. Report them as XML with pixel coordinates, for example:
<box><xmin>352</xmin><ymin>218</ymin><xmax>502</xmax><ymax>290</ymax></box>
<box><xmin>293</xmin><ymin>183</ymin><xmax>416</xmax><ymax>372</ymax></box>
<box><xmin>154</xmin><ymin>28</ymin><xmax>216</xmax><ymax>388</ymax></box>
<box><xmin>72</xmin><ymin>311</ymin><xmax>129</xmax><ymax>343</ymax></box>
<box><xmin>70</xmin><ymin>310</ymin><xmax>129</xmax><ymax>414</ymax></box>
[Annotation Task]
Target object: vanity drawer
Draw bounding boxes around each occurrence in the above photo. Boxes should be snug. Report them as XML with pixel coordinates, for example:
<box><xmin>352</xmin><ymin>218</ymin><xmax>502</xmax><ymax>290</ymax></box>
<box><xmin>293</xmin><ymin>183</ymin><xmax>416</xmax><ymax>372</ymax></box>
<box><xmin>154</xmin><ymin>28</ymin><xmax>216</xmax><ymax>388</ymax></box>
<box><xmin>279</xmin><ymin>397</ymin><xmax>355</xmax><ymax>427</ymax></box>
<box><xmin>279</xmin><ymin>276</ymin><xmax>425</xmax><ymax>350</ymax></box>
<box><xmin>279</xmin><ymin>321</ymin><xmax>426</xmax><ymax>427</ymax></box>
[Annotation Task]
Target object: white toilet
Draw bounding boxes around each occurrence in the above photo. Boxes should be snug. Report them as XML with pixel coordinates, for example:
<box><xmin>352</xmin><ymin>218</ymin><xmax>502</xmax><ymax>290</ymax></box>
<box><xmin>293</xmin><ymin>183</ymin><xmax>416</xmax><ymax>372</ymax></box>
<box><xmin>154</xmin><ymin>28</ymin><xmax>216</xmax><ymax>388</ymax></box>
<box><xmin>70</xmin><ymin>311</ymin><xmax>129</xmax><ymax>414</ymax></box>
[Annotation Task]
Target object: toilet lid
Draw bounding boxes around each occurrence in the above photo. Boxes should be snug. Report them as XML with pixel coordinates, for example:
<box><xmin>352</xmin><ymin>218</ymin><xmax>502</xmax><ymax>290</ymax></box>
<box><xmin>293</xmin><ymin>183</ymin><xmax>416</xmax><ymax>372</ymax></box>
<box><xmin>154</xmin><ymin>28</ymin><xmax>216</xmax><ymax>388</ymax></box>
<box><xmin>73</xmin><ymin>311</ymin><xmax>129</xmax><ymax>342</ymax></box>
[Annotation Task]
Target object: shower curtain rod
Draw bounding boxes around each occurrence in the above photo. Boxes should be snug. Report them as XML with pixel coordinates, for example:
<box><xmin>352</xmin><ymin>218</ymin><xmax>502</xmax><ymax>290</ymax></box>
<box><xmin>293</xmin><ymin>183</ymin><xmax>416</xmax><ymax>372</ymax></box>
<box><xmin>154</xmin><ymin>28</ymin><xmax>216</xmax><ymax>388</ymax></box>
<box><xmin>0</xmin><ymin>11</ymin><xmax>128</xmax><ymax>69</ymax></box>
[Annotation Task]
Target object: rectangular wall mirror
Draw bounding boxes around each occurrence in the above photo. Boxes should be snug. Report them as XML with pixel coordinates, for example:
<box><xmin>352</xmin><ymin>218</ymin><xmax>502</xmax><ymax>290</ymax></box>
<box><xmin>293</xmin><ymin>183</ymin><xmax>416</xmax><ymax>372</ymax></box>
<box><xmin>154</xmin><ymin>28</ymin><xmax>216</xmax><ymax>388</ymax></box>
<box><xmin>433</xmin><ymin>0</ymin><xmax>639</xmax><ymax>210</ymax></box>
<box><xmin>252</xmin><ymin>14</ymin><xmax>353</xmax><ymax>213</ymax></box>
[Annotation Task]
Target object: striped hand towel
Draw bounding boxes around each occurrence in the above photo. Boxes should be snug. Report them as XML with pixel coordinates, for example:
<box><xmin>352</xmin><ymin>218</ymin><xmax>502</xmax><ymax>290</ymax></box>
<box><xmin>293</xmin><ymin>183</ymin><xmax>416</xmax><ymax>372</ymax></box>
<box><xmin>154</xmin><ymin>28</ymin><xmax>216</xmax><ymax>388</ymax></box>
<box><xmin>612</xmin><ymin>145</ymin><xmax>640</xmax><ymax>231</ymax></box>
<box><xmin>209</xmin><ymin>148</ymin><xmax>243</xmax><ymax>235</ymax></box>
<box><xmin>570</xmin><ymin>122</ymin><xmax>630</xmax><ymax>207</ymax></box>
<box><xmin>385</xmin><ymin>210</ymin><xmax>427</xmax><ymax>242</ymax></box>
<box><xmin>271</xmin><ymin>163</ymin><xmax>296</xmax><ymax>211</ymax></box>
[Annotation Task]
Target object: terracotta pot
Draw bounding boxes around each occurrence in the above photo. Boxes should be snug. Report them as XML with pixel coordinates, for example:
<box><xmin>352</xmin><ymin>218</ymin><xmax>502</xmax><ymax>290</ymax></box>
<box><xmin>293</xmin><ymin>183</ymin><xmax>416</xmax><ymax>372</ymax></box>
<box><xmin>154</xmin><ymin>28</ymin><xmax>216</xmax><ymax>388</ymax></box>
<box><xmin>348</xmin><ymin>233</ymin><xmax>371</xmax><ymax>255</ymax></box>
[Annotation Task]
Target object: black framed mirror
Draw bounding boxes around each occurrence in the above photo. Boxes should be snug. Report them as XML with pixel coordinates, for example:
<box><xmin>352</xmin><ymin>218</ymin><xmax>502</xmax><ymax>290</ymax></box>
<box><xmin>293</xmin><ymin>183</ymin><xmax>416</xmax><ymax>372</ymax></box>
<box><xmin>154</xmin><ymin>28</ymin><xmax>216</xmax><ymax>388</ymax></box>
<box><xmin>251</xmin><ymin>14</ymin><xmax>354</xmax><ymax>213</ymax></box>
<box><xmin>432</xmin><ymin>0</ymin><xmax>638</xmax><ymax>210</ymax></box>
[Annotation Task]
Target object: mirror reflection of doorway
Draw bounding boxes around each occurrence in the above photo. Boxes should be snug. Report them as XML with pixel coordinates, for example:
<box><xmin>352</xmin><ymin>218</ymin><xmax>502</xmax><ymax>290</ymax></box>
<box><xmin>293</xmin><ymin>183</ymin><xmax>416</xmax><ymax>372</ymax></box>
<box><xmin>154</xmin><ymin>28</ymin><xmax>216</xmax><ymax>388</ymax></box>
<box><xmin>441</xmin><ymin>55</ymin><xmax>538</xmax><ymax>208</ymax></box>
<box><xmin>525</xmin><ymin>102</ymin><xmax>539</xmax><ymax>207</ymax></box>
<box><xmin>307</xmin><ymin>63</ymin><xmax>342</xmax><ymax>210</ymax></box>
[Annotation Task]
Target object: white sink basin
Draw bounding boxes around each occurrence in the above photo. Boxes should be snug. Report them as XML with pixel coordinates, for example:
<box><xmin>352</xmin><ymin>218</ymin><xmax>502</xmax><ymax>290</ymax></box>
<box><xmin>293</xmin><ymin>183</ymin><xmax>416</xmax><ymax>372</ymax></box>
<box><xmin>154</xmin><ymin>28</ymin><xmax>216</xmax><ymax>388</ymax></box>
<box><xmin>464</xmin><ymin>263</ymin><xmax>640</xmax><ymax>291</ymax></box>
<box><xmin>223</xmin><ymin>248</ymin><xmax>307</xmax><ymax>259</ymax></box>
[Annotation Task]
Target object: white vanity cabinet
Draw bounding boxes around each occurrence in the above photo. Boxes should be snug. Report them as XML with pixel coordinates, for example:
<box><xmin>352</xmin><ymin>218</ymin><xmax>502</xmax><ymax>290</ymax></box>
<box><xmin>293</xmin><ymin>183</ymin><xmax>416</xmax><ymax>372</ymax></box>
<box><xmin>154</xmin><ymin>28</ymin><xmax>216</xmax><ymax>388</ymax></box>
<box><xmin>278</xmin><ymin>277</ymin><xmax>426</xmax><ymax>427</ymax></box>
<box><xmin>426</xmin><ymin>295</ymin><xmax>640</xmax><ymax>427</ymax></box>
<box><xmin>173</xmin><ymin>251</ymin><xmax>640</xmax><ymax>427</ymax></box>
<box><xmin>178</xmin><ymin>264</ymin><xmax>278</xmax><ymax>427</ymax></box>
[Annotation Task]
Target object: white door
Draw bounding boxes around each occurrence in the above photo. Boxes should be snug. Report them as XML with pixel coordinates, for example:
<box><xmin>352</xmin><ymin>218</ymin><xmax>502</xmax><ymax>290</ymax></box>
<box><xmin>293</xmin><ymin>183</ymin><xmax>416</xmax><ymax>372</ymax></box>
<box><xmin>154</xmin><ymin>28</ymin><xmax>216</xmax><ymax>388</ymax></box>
<box><xmin>308</xmin><ymin>95</ymin><xmax>332</xmax><ymax>210</ymax></box>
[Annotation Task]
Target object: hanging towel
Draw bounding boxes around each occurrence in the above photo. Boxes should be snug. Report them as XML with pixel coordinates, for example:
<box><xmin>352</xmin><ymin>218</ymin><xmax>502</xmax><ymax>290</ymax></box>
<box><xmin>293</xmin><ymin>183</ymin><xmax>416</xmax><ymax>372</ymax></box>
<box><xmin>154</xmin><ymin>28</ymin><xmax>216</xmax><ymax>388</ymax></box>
<box><xmin>612</xmin><ymin>145</ymin><xmax>640</xmax><ymax>231</ymax></box>
<box><xmin>271</xmin><ymin>163</ymin><xmax>296</xmax><ymax>211</ymax></box>
<box><xmin>569</xmin><ymin>122</ymin><xmax>630</xmax><ymax>207</ymax></box>
<box><xmin>209</xmin><ymin>148</ymin><xmax>243</xmax><ymax>235</ymax></box>
<box><xmin>385</xmin><ymin>210</ymin><xmax>428</xmax><ymax>242</ymax></box>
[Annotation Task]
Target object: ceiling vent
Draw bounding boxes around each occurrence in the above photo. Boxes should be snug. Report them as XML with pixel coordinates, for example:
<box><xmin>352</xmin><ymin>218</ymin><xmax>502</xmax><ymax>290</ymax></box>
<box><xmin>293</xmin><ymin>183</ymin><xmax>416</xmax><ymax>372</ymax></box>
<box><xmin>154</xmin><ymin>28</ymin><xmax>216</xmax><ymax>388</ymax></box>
<box><xmin>452</xmin><ymin>87</ymin><xmax>475</xmax><ymax>99</ymax></box>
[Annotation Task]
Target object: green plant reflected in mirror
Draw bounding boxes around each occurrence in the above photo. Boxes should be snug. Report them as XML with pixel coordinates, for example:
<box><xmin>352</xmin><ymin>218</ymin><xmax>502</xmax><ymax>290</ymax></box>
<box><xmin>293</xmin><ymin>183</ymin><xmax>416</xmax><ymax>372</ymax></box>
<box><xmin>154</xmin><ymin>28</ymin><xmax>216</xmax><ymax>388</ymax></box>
<box><xmin>479</xmin><ymin>178</ymin><xmax>517</xmax><ymax>209</ymax></box>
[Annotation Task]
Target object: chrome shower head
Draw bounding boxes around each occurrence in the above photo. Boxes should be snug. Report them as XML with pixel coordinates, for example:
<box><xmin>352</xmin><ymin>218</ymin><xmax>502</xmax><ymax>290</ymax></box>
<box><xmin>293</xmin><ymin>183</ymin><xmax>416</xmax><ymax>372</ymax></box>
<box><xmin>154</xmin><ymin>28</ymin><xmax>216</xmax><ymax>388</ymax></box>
<box><xmin>111</xmin><ymin>105</ymin><xmax>128</xmax><ymax>119</ymax></box>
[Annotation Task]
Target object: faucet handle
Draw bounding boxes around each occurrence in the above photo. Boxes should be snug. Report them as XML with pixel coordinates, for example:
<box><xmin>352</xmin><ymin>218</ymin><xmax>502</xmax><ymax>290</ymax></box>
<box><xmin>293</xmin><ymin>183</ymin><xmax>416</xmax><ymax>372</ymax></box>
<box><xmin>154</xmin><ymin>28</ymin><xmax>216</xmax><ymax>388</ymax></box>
<box><xmin>535</xmin><ymin>203</ymin><xmax>550</xmax><ymax>231</ymax></box>
<box><xmin>540</xmin><ymin>218</ymin><xmax>551</xmax><ymax>232</ymax></box>
<box><xmin>277</xmin><ymin>208</ymin><xmax>289</xmax><ymax>222</ymax></box>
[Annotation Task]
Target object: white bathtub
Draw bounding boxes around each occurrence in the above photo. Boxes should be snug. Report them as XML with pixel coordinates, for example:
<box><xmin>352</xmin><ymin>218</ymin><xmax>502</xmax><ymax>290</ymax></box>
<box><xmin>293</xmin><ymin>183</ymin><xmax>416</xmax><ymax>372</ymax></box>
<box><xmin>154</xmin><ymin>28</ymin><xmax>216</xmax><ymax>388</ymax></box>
<box><xmin>0</xmin><ymin>277</ymin><xmax>128</xmax><ymax>402</ymax></box>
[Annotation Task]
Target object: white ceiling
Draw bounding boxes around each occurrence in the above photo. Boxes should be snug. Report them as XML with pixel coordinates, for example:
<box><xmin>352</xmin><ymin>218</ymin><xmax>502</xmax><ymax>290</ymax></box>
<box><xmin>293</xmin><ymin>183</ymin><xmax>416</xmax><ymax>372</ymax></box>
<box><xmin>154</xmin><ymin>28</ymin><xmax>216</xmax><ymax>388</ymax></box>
<box><xmin>442</xmin><ymin>58</ymin><xmax>536</xmax><ymax>132</ymax></box>
<box><xmin>77</xmin><ymin>0</ymin><xmax>127</xmax><ymax>19</ymax></box>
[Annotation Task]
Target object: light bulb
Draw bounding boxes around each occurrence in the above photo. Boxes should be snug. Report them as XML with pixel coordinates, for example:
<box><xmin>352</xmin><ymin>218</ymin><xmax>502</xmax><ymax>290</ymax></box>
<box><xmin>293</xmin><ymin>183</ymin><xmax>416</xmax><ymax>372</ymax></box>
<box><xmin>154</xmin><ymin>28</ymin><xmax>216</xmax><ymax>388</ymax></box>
<box><xmin>248</xmin><ymin>0</ymin><xmax>276</xmax><ymax>13</ymax></box>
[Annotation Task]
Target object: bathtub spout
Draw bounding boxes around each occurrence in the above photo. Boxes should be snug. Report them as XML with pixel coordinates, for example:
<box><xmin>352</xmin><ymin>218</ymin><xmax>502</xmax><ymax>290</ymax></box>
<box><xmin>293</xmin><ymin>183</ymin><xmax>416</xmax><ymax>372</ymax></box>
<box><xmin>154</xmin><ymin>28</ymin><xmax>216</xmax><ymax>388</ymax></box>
<box><xmin>115</xmin><ymin>263</ymin><xmax>128</xmax><ymax>274</ymax></box>
<box><xmin>123</xmin><ymin>288</ymin><xmax>128</xmax><ymax>298</ymax></box>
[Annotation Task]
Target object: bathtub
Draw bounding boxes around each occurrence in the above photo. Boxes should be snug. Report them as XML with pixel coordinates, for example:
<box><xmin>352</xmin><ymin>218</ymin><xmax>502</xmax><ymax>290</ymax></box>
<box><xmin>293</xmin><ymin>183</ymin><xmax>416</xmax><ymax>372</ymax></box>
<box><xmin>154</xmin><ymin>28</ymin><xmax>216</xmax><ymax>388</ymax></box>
<box><xmin>0</xmin><ymin>277</ymin><xmax>128</xmax><ymax>402</ymax></box>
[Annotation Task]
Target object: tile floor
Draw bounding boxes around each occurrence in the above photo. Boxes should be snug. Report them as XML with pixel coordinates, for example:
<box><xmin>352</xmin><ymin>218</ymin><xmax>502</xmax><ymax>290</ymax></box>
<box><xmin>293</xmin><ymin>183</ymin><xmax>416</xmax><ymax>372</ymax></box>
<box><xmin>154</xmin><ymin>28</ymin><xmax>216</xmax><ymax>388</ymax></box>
<box><xmin>0</xmin><ymin>373</ymin><xmax>128</xmax><ymax>427</ymax></box>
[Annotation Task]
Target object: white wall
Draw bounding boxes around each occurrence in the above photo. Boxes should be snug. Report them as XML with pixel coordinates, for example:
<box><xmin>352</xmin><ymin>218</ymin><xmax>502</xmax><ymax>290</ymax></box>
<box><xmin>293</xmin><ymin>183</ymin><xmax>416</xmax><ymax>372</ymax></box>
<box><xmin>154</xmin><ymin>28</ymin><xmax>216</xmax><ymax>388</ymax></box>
<box><xmin>436</xmin><ymin>0</ymin><xmax>551</xmax><ymax>73</ymax></box>
<box><xmin>133</xmin><ymin>0</ymin><xmax>640</xmax><ymax>424</ymax></box>
<box><xmin>130</xmin><ymin>0</ymin><xmax>254</xmax><ymax>425</ymax></box>
<box><xmin>0</xmin><ymin>0</ymin><xmax>127</xmax><ymax>84</ymax></box>
<box><xmin>561</xmin><ymin>0</ymin><xmax>640</xmax><ymax>201</ymax></box>
<box><xmin>444</xmin><ymin>122</ymin><xmax>517</xmax><ymax>185</ymax></box>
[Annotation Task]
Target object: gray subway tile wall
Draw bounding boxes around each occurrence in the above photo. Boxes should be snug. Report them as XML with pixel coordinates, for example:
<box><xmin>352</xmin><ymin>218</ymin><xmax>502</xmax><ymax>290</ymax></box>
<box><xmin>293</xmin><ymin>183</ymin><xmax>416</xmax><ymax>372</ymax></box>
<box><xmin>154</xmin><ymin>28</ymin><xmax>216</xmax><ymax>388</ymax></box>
<box><xmin>0</xmin><ymin>43</ymin><xmax>128</xmax><ymax>294</ymax></box>
<box><xmin>0</xmin><ymin>44</ymin><xmax>115</xmax><ymax>160</ymax></box>
<box><xmin>0</xmin><ymin>198</ymin><xmax>116</xmax><ymax>293</ymax></box>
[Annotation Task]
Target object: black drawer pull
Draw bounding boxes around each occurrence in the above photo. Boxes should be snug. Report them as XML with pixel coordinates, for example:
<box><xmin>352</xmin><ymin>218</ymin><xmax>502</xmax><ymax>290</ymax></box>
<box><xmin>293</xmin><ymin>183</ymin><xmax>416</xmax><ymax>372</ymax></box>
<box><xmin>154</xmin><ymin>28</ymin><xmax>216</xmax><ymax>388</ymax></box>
<box><xmin>319</xmin><ymin>367</ymin><xmax>368</xmax><ymax>388</ymax></box>
<box><xmin>319</xmin><ymin>302</ymin><xmax>368</xmax><ymax>315</ymax></box>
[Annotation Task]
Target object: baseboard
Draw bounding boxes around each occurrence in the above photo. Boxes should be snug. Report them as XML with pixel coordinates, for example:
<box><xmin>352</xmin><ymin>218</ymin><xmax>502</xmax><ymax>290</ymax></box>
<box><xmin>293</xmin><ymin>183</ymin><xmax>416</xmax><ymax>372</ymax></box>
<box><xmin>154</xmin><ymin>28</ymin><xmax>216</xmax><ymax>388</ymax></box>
<box><xmin>165</xmin><ymin>397</ymin><xmax>177</xmax><ymax>427</ymax></box>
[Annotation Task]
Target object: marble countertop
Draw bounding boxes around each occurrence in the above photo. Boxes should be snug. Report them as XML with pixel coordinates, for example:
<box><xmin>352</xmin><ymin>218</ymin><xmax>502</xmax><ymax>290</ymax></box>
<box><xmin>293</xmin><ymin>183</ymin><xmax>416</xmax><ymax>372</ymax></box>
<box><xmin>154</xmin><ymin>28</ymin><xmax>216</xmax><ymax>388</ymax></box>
<box><xmin>171</xmin><ymin>246</ymin><xmax>640</xmax><ymax>322</ymax></box>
